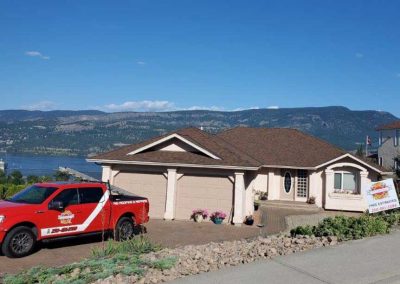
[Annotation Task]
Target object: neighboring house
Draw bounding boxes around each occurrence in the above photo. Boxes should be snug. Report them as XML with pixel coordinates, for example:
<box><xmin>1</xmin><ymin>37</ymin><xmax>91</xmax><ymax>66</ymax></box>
<box><xmin>377</xmin><ymin>121</ymin><xmax>400</xmax><ymax>172</ymax></box>
<box><xmin>88</xmin><ymin>127</ymin><xmax>389</xmax><ymax>225</ymax></box>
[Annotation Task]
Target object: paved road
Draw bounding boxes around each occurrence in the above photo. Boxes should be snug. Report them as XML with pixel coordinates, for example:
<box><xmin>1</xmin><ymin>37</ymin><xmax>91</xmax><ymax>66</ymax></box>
<box><xmin>172</xmin><ymin>230</ymin><xmax>400</xmax><ymax>284</ymax></box>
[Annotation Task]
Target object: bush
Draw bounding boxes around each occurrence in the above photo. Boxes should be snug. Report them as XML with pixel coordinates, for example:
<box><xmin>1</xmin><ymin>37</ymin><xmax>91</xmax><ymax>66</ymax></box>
<box><xmin>291</xmin><ymin>213</ymin><xmax>399</xmax><ymax>241</ymax></box>
<box><xmin>4</xmin><ymin>237</ymin><xmax>174</xmax><ymax>284</ymax></box>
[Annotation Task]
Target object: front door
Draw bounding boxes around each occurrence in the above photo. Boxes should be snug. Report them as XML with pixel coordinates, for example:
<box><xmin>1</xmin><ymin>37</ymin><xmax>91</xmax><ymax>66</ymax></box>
<box><xmin>280</xmin><ymin>170</ymin><xmax>295</xmax><ymax>200</ymax></box>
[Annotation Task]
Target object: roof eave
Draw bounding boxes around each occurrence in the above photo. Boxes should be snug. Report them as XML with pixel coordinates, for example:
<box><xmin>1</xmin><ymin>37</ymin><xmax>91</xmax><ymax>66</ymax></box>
<box><xmin>86</xmin><ymin>158</ymin><xmax>259</xmax><ymax>171</ymax></box>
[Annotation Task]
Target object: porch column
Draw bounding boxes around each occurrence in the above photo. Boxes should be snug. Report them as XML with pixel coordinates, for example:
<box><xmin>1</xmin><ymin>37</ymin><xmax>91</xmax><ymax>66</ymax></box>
<box><xmin>324</xmin><ymin>169</ymin><xmax>334</xmax><ymax>208</ymax></box>
<box><xmin>164</xmin><ymin>168</ymin><xmax>177</xmax><ymax>220</ymax></box>
<box><xmin>233</xmin><ymin>172</ymin><xmax>245</xmax><ymax>226</ymax></box>
<box><xmin>360</xmin><ymin>171</ymin><xmax>369</xmax><ymax>198</ymax></box>
<box><xmin>101</xmin><ymin>165</ymin><xmax>111</xmax><ymax>183</ymax></box>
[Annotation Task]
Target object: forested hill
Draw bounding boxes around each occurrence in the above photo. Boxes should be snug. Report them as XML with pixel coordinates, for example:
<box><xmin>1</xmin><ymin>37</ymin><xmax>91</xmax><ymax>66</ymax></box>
<box><xmin>0</xmin><ymin>106</ymin><xmax>398</xmax><ymax>156</ymax></box>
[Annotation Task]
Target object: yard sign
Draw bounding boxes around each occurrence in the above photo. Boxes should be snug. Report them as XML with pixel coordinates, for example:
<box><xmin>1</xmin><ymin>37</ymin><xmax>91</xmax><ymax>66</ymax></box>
<box><xmin>364</xmin><ymin>179</ymin><xmax>399</xmax><ymax>213</ymax></box>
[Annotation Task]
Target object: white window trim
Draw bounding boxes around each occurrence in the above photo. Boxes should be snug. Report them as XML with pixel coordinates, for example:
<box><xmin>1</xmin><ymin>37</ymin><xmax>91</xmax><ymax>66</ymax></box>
<box><xmin>333</xmin><ymin>170</ymin><xmax>359</xmax><ymax>195</ymax></box>
<box><xmin>283</xmin><ymin>171</ymin><xmax>292</xmax><ymax>195</ymax></box>
<box><xmin>295</xmin><ymin>170</ymin><xmax>308</xmax><ymax>202</ymax></box>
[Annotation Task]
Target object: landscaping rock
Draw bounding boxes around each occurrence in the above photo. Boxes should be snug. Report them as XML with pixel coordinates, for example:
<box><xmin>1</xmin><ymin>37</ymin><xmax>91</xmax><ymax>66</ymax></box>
<box><xmin>97</xmin><ymin>234</ymin><xmax>340</xmax><ymax>284</ymax></box>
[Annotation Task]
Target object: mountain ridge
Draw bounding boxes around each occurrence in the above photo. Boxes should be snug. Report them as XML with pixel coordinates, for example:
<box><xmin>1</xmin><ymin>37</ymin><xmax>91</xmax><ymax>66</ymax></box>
<box><xmin>0</xmin><ymin>106</ymin><xmax>398</xmax><ymax>156</ymax></box>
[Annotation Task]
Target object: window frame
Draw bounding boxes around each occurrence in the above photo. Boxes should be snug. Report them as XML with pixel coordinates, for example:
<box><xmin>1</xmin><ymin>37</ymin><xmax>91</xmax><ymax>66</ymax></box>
<box><xmin>78</xmin><ymin>187</ymin><xmax>104</xmax><ymax>204</ymax></box>
<box><xmin>296</xmin><ymin>170</ymin><xmax>308</xmax><ymax>198</ymax></box>
<box><xmin>283</xmin><ymin>171</ymin><xmax>292</xmax><ymax>194</ymax></box>
<box><xmin>333</xmin><ymin>171</ymin><xmax>359</xmax><ymax>194</ymax></box>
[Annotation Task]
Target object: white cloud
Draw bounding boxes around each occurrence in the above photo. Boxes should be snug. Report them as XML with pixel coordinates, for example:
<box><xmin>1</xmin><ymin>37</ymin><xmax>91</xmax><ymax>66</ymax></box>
<box><xmin>22</xmin><ymin>100</ymin><xmax>58</xmax><ymax>111</ymax></box>
<box><xmin>103</xmin><ymin>100</ymin><xmax>175</xmax><ymax>112</ymax></box>
<box><xmin>355</xmin><ymin>53</ymin><xmax>364</xmax><ymax>59</ymax></box>
<box><xmin>25</xmin><ymin>51</ymin><xmax>50</xmax><ymax>60</ymax></box>
<box><xmin>185</xmin><ymin>105</ymin><xmax>225</xmax><ymax>111</ymax></box>
<box><xmin>396</xmin><ymin>73</ymin><xmax>400</xmax><ymax>78</ymax></box>
<box><xmin>136</xmin><ymin>61</ymin><xmax>146</xmax><ymax>65</ymax></box>
<box><xmin>267</xmin><ymin>106</ymin><xmax>279</xmax><ymax>109</ymax></box>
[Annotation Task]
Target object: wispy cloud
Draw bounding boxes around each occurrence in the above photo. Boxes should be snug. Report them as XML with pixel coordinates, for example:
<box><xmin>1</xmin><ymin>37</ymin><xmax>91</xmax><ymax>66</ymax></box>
<box><xmin>100</xmin><ymin>101</ymin><xmax>264</xmax><ymax>113</ymax></box>
<box><xmin>25</xmin><ymin>51</ymin><xmax>50</xmax><ymax>60</ymax></box>
<box><xmin>136</xmin><ymin>61</ymin><xmax>146</xmax><ymax>65</ymax></box>
<box><xmin>103</xmin><ymin>100</ymin><xmax>175</xmax><ymax>112</ymax></box>
<box><xmin>267</xmin><ymin>106</ymin><xmax>279</xmax><ymax>109</ymax></box>
<box><xmin>396</xmin><ymin>73</ymin><xmax>400</xmax><ymax>78</ymax></box>
<box><xmin>355</xmin><ymin>53</ymin><xmax>364</xmax><ymax>59</ymax></box>
<box><xmin>22</xmin><ymin>100</ymin><xmax>58</xmax><ymax>111</ymax></box>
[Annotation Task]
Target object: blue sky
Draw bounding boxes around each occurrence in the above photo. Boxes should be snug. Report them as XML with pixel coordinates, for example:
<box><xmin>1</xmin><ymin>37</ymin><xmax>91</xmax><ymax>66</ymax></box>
<box><xmin>1</xmin><ymin>0</ymin><xmax>399</xmax><ymax>116</ymax></box>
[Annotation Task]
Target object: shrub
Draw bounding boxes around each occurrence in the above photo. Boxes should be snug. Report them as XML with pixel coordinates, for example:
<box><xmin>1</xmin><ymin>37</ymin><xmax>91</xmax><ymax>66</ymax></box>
<box><xmin>291</xmin><ymin>213</ymin><xmax>399</xmax><ymax>241</ymax></box>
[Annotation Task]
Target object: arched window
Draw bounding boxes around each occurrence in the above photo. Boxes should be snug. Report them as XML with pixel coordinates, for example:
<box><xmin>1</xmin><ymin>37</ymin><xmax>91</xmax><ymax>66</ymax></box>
<box><xmin>284</xmin><ymin>172</ymin><xmax>292</xmax><ymax>193</ymax></box>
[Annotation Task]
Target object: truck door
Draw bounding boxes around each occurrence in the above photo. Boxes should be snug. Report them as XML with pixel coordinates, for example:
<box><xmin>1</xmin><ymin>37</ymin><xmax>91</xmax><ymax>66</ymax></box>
<box><xmin>41</xmin><ymin>188</ymin><xmax>84</xmax><ymax>238</ymax></box>
<box><xmin>77</xmin><ymin>187</ymin><xmax>110</xmax><ymax>233</ymax></box>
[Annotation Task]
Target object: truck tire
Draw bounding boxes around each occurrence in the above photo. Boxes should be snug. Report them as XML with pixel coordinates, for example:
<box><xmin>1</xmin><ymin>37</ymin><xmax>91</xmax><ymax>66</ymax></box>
<box><xmin>1</xmin><ymin>226</ymin><xmax>36</xmax><ymax>258</ymax></box>
<box><xmin>115</xmin><ymin>217</ymin><xmax>135</xmax><ymax>241</ymax></box>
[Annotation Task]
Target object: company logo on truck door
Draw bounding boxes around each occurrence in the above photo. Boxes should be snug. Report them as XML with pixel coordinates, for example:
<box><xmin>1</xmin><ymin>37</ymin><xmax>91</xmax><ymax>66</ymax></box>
<box><xmin>58</xmin><ymin>210</ymin><xmax>75</xmax><ymax>224</ymax></box>
<box><xmin>41</xmin><ymin>190</ymin><xmax>110</xmax><ymax>237</ymax></box>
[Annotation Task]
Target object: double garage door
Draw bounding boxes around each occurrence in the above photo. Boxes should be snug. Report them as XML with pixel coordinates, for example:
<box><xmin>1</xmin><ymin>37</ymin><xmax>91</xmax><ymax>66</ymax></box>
<box><xmin>114</xmin><ymin>171</ymin><xmax>234</xmax><ymax>220</ymax></box>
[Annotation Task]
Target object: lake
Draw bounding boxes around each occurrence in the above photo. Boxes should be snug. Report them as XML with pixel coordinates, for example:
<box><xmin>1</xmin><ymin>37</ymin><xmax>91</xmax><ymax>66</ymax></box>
<box><xmin>0</xmin><ymin>153</ymin><xmax>102</xmax><ymax>180</ymax></box>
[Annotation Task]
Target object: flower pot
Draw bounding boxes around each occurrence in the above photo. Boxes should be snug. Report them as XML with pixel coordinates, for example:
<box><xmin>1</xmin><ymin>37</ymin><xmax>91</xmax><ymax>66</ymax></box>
<box><xmin>212</xmin><ymin>218</ymin><xmax>223</xmax><ymax>224</ymax></box>
<box><xmin>245</xmin><ymin>219</ymin><xmax>254</xmax><ymax>226</ymax></box>
<box><xmin>194</xmin><ymin>214</ymin><xmax>204</xmax><ymax>223</ymax></box>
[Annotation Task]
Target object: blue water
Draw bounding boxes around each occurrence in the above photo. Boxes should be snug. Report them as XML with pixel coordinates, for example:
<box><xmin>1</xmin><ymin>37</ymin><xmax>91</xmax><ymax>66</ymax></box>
<box><xmin>0</xmin><ymin>153</ymin><xmax>101</xmax><ymax>180</ymax></box>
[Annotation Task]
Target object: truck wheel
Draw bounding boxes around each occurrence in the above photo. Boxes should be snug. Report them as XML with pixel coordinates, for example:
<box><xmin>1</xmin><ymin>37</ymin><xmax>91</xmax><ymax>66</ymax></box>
<box><xmin>1</xmin><ymin>226</ymin><xmax>36</xmax><ymax>258</ymax></box>
<box><xmin>115</xmin><ymin>217</ymin><xmax>135</xmax><ymax>241</ymax></box>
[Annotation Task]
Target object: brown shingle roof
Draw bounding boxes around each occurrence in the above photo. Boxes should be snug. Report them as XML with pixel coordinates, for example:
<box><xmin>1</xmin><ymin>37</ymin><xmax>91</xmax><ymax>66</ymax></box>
<box><xmin>91</xmin><ymin>128</ymin><xmax>259</xmax><ymax>168</ymax></box>
<box><xmin>376</xmin><ymin>121</ymin><xmax>400</xmax><ymax>130</ymax></box>
<box><xmin>91</xmin><ymin>126</ymin><xmax>385</xmax><ymax>172</ymax></box>
<box><xmin>217</xmin><ymin>127</ymin><xmax>346</xmax><ymax>168</ymax></box>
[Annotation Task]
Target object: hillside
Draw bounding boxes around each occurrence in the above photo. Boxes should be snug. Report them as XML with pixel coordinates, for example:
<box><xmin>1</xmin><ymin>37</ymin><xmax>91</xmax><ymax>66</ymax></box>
<box><xmin>0</xmin><ymin>106</ymin><xmax>397</xmax><ymax>156</ymax></box>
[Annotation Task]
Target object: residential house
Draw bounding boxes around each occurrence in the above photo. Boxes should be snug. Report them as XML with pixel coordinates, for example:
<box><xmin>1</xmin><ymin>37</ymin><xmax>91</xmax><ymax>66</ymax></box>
<box><xmin>377</xmin><ymin>121</ymin><xmax>400</xmax><ymax>172</ymax></box>
<box><xmin>88</xmin><ymin>127</ymin><xmax>388</xmax><ymax>225</ymax></box>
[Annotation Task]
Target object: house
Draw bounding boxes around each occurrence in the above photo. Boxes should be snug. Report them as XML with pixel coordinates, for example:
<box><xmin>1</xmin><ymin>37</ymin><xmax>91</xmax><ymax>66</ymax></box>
<box><xmin>87</xmin><ymin>127</ymin><xmax>389</xmax><ymax>225</ymax></box>
<box><xmin>377</xmin><ymin>121</ymin><xmax>400</xmax><ymax>172</ymax></box>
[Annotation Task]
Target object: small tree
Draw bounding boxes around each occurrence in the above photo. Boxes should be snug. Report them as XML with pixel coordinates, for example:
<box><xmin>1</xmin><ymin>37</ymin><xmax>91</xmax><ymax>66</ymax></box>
<box><xmin>54</xmin><ymin>170</ymin><xmax>70</xmax><ymax>181</ymax></box>
<box><xmin>0</xmin><ymin>170</ymin><xmax>6</xmax><ymax>184</ymax></box>
<box><xmin>27</xmin><ymin>175</ymin><xmax>39</xmax><ymax>184</ymax></box>
<box><xmin>9</xmin><ymin>170</ymin><xmax>24</xmax><ymax>185</ymax></box>
<box><xmin>39</xmin><ymin>175</ymin><xmax>53</xmax><ymax>182</ymax></box>
<box><xmin>356</xmin><ymin>144</ymin><xmax>364</xmax><ymax>157</ymax></box>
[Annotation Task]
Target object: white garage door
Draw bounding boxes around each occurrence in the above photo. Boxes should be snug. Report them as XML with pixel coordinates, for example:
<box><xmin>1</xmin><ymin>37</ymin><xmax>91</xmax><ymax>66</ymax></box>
<box><xmin>114</xmin><ymin>172</ymin><xmax>167</xmax><ymax>218</ymax></box>
<box><xmin>175</xmin><ymin>175</ymin><xmax>234</xmax><ymax>221</ymax></box>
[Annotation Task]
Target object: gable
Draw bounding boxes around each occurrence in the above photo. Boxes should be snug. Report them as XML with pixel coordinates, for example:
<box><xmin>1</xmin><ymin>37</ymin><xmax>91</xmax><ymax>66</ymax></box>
<box><xmin>126</xmin><ymin>133</ymin><xmax>221</xmax><ymax>160</ymax></box>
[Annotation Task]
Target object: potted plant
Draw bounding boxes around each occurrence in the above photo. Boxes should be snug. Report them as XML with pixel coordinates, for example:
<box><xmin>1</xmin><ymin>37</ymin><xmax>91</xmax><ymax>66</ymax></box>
<box><xmin>210</xmin><ymin>211</ymin><xmax>227</xmax><ymax>224</ymax></box>
<box><xmin>191</xmin><ymin>209</ymin><xmax>208</xmax><ymax>222</ymax></box>
<box><xmin>307</xmin><ymin>196</ymin><xmax>316</xmax><ymax>204</ymax></box>
<box><xmin>259</xmin><ymin>191</ymin><xmax>268</xmax><ymax>201</ymax></box>
<box><xmin>254</xmin><ymin>200</ymin><xmax>260</xmax><ymax>211</ymax></box>
<box><xmin>244</xmin><ymin>215</ymin><xmax>254</xmax><ymax>226</ymax></box>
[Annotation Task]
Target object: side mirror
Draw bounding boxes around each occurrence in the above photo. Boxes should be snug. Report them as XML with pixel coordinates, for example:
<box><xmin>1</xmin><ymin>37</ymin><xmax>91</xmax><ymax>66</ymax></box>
<box><xmin>48</xmin><ymin>201</ymin><xmax>64</xmax><ymax>211</ymax></box>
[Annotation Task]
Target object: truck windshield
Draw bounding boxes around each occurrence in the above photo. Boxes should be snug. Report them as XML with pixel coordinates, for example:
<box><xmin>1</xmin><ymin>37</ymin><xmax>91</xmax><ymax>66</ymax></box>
<box><xmin>6</xmin><ymin>185</ymin><xmax>58</xmax><ymax>204</ymax></box>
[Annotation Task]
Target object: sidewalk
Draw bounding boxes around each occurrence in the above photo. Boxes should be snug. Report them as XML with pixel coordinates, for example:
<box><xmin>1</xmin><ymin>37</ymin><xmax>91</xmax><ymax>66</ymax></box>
<box><xmin>172</xmin><ymin>230</ymin><xmax>400</xmax><ymax>284</ymax></box>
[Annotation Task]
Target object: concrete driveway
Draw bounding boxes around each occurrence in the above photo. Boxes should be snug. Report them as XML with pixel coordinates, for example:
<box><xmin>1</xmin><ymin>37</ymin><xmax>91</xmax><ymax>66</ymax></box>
<box><xmin>0</xmin><ymin>219</ymin><xmax>260</xmax><ymax>275</ymax></box>
<box><xmin>172</xmin><ymin>230</ymin><xmax>400</xmax><ymax>284</ymax></box>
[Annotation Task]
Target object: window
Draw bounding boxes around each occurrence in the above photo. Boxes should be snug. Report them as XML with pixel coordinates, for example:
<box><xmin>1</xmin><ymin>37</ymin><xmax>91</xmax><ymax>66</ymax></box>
<box><xmin>334</xmin><ymin>172</ymin><xmax>358</xmax><ymax>194</ymax></box>
<box><xmin>297</xmin><ymin>170</ymin><xmax>308</xmax><ymax>198</ymax></box>
<box><xmin>379</xmin><ymin>157</ymin><xmax>383</xmax><ymax>166</ymax></box>
<box><xmin>52</xmin><ymin>188</ymin><xmax>79</xmax><ymax>207</ymax></box>
<box><xmin>79</xmin><ymin>187</ymin><xmax>104</xmax><ymax>204</ymax></box>
<box><xmin>7</xmin><ymin>185</ymin><xmax>58</xmax><ymax>204</ymax></box>
<box><xmin>284</xmin><ymin>172</ymin><xmax>292</xmax><ymax>193</ymax></box>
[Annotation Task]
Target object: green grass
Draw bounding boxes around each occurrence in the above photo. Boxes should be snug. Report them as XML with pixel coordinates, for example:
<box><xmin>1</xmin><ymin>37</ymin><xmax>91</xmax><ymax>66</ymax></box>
<box><xmin>3</xmin><ymin>236</ymin><xmax>176</xmax><ymax>284</ymax></box>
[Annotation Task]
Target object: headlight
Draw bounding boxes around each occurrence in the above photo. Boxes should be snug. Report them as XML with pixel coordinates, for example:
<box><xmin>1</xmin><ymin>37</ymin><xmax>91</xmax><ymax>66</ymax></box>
<box><xmin>0</xmin><ymin>215</ymin><xmax>5</xmax><ymax>223</ymax></box>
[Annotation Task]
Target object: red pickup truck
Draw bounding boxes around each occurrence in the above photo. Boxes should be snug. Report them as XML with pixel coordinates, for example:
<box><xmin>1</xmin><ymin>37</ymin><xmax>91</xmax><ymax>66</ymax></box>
<box><xmin>0</xmin><ymin>182</ymin><xmax>149</xmax><ymax>258</ymax></box>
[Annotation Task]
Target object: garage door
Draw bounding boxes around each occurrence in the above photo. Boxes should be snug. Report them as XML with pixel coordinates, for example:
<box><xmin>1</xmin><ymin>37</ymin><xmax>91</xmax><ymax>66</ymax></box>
<box><xmin>114</xmin><ymin>172</ymin><xmax>167</xmax><ymax>218</ymax></box>
<box><xmin>175</xmin><ymin>175</ymin><xmax>234</xmax><ymax>221</ymax></box>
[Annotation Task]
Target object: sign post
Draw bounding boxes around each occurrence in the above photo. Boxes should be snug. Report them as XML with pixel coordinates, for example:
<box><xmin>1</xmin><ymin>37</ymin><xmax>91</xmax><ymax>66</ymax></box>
<box><xmin>364</xmin><ymin>179</ymin><xmax>399</xmax><ymax>213</ymax></box>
